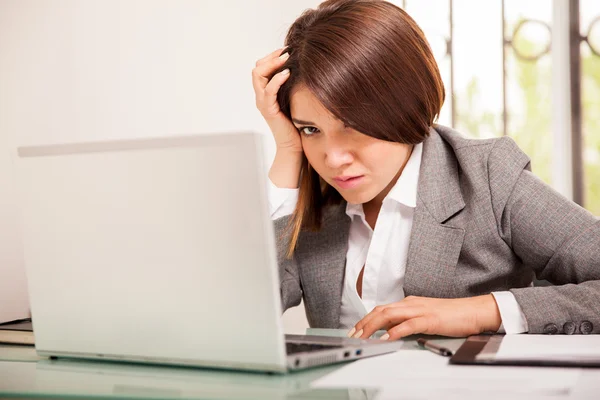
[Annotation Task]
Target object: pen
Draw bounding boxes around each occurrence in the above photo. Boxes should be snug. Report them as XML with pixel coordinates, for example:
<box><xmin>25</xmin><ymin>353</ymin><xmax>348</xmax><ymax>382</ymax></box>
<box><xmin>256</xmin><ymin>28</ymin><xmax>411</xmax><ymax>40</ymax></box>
<box><xmin>416</xmin><ymin>338</ymin><xmax>453</xmax><ymax>357</ymax></box>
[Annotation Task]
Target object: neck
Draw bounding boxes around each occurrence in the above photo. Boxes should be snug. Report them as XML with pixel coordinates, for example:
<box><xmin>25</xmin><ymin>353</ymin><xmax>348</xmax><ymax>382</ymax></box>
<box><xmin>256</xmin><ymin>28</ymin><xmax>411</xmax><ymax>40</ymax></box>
<box><xmin>362</xmin><ymin>200</ymin><xmax>380</xmax><ymax>230</ymax></box>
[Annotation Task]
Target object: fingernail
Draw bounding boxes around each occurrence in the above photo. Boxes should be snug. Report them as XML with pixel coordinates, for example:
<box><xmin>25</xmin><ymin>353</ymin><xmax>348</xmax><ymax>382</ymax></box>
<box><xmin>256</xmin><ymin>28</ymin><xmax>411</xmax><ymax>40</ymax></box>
<box><xmin>280</xmin><ymin>68</ymin><xmax>290</xmax><ymax>76</ymax></box>
<box><xmin>279</xmin><ymin>52</ymin><xmax>290</xmax><ymax>61</ymax></box>
<box><xmin>380</xmin><ymin>333</ymin><xmax>390</xmax><ymax>341</ymax></box>
<box><xmin>347</xmin><ymin>328</ymin><xmax>356</xmax><ymax>338</ymax></box>
<box><xmin>352</xmin><ymin>329</ymin><xmax>363</xmax><ymax>339</ymax></box>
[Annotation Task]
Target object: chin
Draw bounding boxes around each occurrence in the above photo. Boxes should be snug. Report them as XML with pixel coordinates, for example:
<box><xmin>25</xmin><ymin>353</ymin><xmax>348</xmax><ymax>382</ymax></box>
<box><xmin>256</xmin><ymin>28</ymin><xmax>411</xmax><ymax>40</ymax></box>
<box><xmin>337</xmin><ymin>190</ymin><xmax>375</xmax><ymax>205</ymax></box>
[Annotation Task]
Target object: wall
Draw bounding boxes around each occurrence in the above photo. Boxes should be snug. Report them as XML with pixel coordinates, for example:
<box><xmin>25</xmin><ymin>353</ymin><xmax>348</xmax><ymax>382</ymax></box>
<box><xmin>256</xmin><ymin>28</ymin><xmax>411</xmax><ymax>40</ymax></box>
<box><xmin>0</xmin><ymin>0</ymin><xmax>319</xmax><ymax>330</ymax></box>
<box><xmin>0</xmin><ymin>134</ymin><xmax>29</xmax><ymax>323</ymax></box>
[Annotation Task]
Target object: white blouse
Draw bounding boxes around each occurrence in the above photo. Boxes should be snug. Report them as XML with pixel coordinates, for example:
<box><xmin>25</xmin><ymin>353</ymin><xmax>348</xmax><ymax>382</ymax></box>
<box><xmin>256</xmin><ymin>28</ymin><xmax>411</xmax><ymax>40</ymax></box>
<box><xmin>268</xmin><ymin>143</ymin><xmax>528</xmax><ymax>333</ymax></box>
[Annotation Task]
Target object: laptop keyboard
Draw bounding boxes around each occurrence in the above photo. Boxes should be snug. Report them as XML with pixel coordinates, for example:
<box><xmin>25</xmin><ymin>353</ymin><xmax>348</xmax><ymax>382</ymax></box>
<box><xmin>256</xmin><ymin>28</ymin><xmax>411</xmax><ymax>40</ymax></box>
<box><xmin>285</xmin><ymin>342</ymin><xmax>343</xmax><ymax>355</ymax></box>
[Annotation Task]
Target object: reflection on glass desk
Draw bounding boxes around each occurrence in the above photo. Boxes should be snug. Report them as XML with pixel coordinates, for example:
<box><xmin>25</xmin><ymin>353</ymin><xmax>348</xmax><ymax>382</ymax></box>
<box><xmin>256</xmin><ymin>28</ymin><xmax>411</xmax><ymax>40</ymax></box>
<box><xmin>0</xmin><ymin>330</ymin><xmax>465</xmax><ymax>400</ymax></box>
<box><xmin>0</xmin><ymin>343</ymin><xmax>41</xmax><ymax>362</ymax></box>
<box><xmin>1</xmin><ymin>358</ymin><xmax>375</xmax><ymax>400</ymax></box>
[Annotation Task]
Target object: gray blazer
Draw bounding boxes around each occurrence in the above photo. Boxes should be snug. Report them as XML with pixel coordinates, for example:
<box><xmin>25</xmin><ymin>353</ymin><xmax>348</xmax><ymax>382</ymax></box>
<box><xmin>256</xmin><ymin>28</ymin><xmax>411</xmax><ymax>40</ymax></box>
<box><xmin>273</xmin><ymin>125</ymin><xmax>600</xmax><ymax>335</ymax></box>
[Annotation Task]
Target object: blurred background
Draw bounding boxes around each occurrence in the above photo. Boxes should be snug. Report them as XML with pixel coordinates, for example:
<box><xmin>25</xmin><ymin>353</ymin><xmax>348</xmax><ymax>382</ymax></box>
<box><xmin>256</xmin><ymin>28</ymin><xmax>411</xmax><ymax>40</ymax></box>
<box><xmin>404</xmin><ymin>0</ymin><xmax>600</xmax><ymax>216</ymax></box>
<box><xmin>0</xmin><ymin>0</ymin><xmax>598</xmax><ymax>331</ymax></box>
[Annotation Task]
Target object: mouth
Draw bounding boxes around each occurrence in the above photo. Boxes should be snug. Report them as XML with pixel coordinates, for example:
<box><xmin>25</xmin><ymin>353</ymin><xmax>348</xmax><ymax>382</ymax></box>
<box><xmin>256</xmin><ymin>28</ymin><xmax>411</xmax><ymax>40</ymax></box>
<box><xmin>332</xmin><ymin>175</ymin><xmax>364</xmax><ymax>189</ymax></box>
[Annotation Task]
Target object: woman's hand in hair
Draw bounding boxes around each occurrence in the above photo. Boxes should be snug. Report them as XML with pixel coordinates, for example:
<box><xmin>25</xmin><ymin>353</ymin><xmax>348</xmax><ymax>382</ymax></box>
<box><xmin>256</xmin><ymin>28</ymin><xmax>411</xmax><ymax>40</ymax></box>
<box><xmin>348</xmin><ymin>295</ymin><xmax>502</xmax><ymax>341</ymax></box>
<box><xmin>252</xmin><ymin>48</ymin><xmax>302</xmax><ymax>154</ymax></box>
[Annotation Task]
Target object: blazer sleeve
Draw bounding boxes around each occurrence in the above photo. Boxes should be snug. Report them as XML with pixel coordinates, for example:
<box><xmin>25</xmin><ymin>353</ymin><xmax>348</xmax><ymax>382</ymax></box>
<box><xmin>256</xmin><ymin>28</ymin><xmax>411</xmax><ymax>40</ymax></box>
<box><xmin>273</xmin><ymin>215</ymin><xmax>303</xmax><ymax>313</ymax></box>
<box><xmin>488</xmin><ymin>137</ymin><xmax>600</xmax><ymax>334</ymax></box>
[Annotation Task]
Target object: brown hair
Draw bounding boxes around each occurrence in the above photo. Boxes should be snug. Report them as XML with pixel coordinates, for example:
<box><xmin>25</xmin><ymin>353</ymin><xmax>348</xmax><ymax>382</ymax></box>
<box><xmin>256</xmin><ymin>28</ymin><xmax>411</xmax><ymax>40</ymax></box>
<box><xmin>274</xmin><ymin>0</ymin><xmax>445</xmax><ymax>257</ymax></box>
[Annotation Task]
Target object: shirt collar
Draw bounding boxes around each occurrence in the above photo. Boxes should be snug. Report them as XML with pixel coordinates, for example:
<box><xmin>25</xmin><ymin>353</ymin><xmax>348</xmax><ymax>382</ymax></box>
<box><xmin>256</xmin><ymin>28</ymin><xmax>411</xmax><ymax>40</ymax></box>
<box><xmin>345</xmin><ymin>142</ymin><xmax>423</xmax><ymax>217</ymax></box>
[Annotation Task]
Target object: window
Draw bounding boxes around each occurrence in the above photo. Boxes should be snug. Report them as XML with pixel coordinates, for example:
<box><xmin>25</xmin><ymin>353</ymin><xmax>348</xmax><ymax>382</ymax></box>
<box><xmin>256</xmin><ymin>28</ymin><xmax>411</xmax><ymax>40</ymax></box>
<box><xmin>396</xmin><ymin>0</ymin><xmax>600</xmax><ymax>214</ymax></box>
<box><xmin>581</xmin><ymin>0</ymin><xmax>600</xmax><ymax>215</ymax></box>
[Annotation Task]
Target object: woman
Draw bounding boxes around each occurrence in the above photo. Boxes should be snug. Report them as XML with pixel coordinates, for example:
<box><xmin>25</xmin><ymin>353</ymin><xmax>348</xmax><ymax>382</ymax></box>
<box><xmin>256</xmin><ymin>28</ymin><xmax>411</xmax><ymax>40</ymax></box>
<box><xmin>251</xmin><ymin>0</ymin><xmax>600</xmax><ymax>341</ymax></box>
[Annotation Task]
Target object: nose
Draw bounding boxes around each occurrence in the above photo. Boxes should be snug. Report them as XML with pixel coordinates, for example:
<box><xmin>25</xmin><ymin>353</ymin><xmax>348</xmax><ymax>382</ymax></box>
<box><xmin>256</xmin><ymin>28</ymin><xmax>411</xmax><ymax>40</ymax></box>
<box><xmin>324</xmin><ymin>137</ymin><xmax>354</xmax><ymax>170</ymax></box>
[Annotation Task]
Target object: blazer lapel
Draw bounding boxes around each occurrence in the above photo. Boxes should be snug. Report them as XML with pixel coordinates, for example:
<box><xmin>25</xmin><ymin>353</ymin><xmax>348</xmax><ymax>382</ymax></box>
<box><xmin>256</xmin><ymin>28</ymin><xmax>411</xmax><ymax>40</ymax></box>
<box><xmin>296</xmin><ymin>203</ymin><xmax>350</xmax><ymax>328</ymax></box>
<box><xmin>404</xmin><ymin>127</ymin><xmax>466</xmax><ymax>298</ymax></box>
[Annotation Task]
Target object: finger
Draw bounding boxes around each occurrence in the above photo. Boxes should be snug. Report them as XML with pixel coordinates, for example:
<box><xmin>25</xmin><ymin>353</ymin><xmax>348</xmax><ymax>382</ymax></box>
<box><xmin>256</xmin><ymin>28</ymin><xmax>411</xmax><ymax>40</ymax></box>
<box><xmin>385</xmin><ymin>317</ymin><xmax>431</xmax><ymax>340</ymax></box>
<box><xmin>255</xmin><ymin>47</ymin><xmax>285</xmax><ymax>67</ymax></box>
<box><xmin>252</xmin><ymin>52</ymin><xmax>290</xmax><ymax>94</ymax></box>
<box><xmin>356</xmin><ymin>306</ymin><xmax>423</xmax><ymax>339</ymax></box>
<box><xmin>347</xmin><ymin>305</ymin><xmax>386</xmax><ymax>338</ymax></box>
<box><xmin>350</xmin><ymin>301</ymin><xmax>415</xmax><ymax>336</ymax></box>
<box><xmin>262</xmin><ymin>68</ymin><xmax>291</xmax><ymax>112</ymax></box>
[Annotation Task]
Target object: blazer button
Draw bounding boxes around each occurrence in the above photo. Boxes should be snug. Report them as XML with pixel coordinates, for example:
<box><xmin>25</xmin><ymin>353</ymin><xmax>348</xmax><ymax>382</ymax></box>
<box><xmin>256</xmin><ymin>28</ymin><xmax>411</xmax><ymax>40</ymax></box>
<box><xmin>563</xmin><ymin>321</ymin><xmax>576</xmax><ymax>335</ymax></box>
<box><xmin>580</xmin><ymin>321</ymin><xmax>593</xmax><ymax>334</ymax></box>
<box><xmin>543</xmin><ymin>323</ymin><xmax>558</xmax><ymax>335</ymax></box>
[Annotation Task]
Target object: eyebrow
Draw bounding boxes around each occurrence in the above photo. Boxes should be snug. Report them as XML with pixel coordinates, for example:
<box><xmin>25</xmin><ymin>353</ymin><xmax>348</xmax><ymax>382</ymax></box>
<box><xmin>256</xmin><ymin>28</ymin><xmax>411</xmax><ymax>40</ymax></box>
<box><xmin>292</xmin><ymin>118</ymin><xmax>316</xmax><ymax>126</ymax></box>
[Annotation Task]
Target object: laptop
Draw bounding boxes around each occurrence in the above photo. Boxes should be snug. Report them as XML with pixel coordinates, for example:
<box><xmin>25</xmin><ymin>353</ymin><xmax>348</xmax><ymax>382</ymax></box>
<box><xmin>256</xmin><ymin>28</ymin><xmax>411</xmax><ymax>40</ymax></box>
<box><xmin>14</xmin><ymin>132</ymin><xmax>402</xmax><ymax>373</ymax></box>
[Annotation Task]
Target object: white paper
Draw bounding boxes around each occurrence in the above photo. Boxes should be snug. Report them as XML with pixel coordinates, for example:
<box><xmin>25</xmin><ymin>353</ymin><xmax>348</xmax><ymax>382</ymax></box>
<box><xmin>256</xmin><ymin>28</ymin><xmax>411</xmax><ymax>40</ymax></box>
<box><xmin>311</xmin><ymin>350</ymin><xmax>581</xmax><ymax>400</ymax></box>
<box><xmin>493</xmin><ymin>334</ymin><xmax>600</xmax><ymax>360</ymax></box>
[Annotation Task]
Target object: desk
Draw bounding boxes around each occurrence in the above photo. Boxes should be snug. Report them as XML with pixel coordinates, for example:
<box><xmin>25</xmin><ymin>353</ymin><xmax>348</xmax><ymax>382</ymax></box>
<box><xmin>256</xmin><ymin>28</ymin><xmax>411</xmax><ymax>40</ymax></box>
<box><xmin>0</xmin><ymin>331</ymin><xmax>598</xmax><ymax>399</ymax></box>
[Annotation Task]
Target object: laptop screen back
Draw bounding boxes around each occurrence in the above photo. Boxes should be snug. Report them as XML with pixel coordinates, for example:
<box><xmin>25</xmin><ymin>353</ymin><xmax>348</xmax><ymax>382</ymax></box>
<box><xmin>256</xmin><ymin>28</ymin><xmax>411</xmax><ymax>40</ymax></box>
<box><xmin>16</xmin><ymin>133</ymin><xmax>287</xmax><ymax>372</ymax></box>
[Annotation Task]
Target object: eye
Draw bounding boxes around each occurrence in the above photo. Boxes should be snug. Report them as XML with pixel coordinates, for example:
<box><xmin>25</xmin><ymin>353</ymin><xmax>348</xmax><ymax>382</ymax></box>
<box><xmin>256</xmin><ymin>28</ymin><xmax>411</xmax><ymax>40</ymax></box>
<box><xmin>298</xmin><ymin>126</ymin><xmax>320</xmax><ymax>136</ymax></box>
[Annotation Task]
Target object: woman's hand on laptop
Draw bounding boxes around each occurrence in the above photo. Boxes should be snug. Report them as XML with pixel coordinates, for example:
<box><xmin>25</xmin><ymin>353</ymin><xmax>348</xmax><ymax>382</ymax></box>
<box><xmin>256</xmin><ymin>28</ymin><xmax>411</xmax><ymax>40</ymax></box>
<box><xmin>347</xmin><ymin>295</ymin><xmax>502</xmax><ymax>341</ymax></box>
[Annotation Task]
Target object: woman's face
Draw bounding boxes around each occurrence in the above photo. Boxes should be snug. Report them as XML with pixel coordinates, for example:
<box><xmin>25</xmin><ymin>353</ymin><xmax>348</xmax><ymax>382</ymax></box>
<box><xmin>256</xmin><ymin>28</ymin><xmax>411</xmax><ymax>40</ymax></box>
<box><xmin>289</xmin><ymin>86</ymin><xmax>414</xmax><ymax>206</ymax></box>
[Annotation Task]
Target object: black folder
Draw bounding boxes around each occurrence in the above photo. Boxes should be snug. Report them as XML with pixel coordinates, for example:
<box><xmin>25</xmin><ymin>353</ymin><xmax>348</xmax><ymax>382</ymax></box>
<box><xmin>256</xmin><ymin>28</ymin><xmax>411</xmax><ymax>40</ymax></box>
<box><xmin>450</xmin><ymin>335</ymin><xmax>600</xmax><ymax>368</ymax></box>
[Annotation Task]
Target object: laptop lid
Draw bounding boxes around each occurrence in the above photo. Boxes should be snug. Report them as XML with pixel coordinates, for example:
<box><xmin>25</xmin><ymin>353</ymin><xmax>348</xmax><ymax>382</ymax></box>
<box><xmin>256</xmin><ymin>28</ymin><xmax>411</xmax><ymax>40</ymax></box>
<box><xmin>15</xmin><ymin>132</ymin><xmax>288</xmax><ymax>372</ymax></box>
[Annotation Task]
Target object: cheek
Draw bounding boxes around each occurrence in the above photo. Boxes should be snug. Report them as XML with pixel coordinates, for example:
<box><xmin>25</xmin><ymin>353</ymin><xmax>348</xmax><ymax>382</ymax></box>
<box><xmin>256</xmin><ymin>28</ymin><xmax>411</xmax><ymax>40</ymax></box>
<box><xmin>301</xmin><ymin>140</ymin><xmax>321</xmax><ymax>169</ymax></box>
<box><xmin>362</xmin><ymin>144</ymin><xmax>409</xmax><ymax>175</ymax></box>
<box><xmin>358</xmin><ymin>145</ymin><xmax>390</xmax><ymax>171</ymax></box>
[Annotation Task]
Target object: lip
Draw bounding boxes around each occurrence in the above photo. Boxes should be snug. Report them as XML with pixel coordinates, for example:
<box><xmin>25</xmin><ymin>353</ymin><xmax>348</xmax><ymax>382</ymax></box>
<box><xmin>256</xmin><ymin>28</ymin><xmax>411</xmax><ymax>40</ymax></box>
<box><xmin>332</xmin><ymin>175</ymin><xmax>364</xmax><ymax>189</ymax></box>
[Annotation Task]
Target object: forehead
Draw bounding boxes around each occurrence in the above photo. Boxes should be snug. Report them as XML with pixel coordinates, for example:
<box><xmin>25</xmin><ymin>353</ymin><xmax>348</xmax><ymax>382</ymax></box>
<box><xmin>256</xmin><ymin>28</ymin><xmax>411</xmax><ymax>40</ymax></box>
<box><xmin>289</xmin><ymin>86</ymin><xmax>337</xmax><ymax>123</ymax></box>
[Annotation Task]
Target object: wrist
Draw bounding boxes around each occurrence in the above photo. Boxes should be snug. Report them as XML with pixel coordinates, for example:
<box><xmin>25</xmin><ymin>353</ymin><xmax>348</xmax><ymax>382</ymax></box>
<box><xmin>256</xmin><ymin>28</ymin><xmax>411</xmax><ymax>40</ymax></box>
<box><xmin>475</xmin><ymin>294</ymin><xmax>502</xmax><ymax>333</ymax></box>
<box><xmin>269</xmin><ymin>149</ymin><xmax>303</xmax><ymax>189</ymax></box>
<box><xmin>275</xmin><ymin>143</ymin><xmax>304</xmax><ymax>155</ymax></box>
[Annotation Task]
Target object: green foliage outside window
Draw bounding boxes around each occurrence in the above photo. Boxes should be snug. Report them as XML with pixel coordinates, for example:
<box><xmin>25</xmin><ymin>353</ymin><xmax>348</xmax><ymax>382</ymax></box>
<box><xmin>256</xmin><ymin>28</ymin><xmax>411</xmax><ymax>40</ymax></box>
<box><xmin>455</xmin><ymin>38</ymin><xmax>600</xmax><ymax>215</ymax></box>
